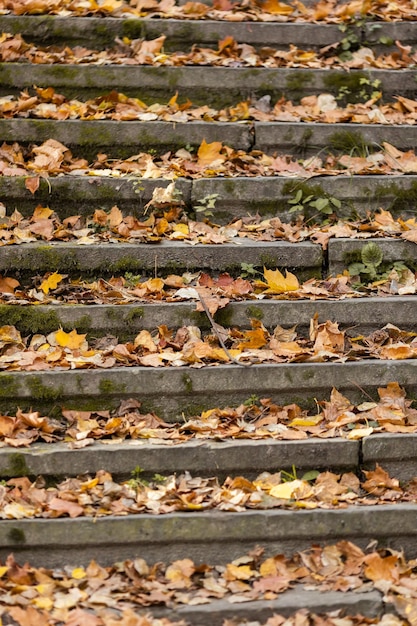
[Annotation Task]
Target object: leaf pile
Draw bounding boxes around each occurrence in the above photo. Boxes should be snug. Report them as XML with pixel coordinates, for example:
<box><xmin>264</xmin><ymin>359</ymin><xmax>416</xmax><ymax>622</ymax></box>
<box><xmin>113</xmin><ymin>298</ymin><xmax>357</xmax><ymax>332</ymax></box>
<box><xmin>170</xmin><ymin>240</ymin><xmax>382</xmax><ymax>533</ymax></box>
<box><xmin>0</xmin><ymin>540</ymin><xmax>416</xmax><ymax>625</ymax></box>
<box><xmin>3</xmin><ymin>0</ymin><xmax>417</xmax><ymax>22</ymax></box>
<box><xmin>2</xmin><ymin>138</ymin><xmax>417</xmax><ymax>178</ymax></box>
<box><xmin>4</xmin><ymin>88</ymin><xmax>417</xmax><ymax>126</ymax></box>
<box><xmin>0</xmin><ymin>381</ymin><xmax>416</xmax><ymax>446</ymax></box>
<box><xmin>0</xmin><ymin>32</ymin><xmax>415</xmax><ymax>71</ymax></box>
<box><xmin>2</xmin><ymin>463</ymin><xmax>417</xmax><ymax>518</ymax></box>
<box><xmin>1</xmin><ymin>318</ymin><xmax>417</xmax><ymax>370</ymax></box>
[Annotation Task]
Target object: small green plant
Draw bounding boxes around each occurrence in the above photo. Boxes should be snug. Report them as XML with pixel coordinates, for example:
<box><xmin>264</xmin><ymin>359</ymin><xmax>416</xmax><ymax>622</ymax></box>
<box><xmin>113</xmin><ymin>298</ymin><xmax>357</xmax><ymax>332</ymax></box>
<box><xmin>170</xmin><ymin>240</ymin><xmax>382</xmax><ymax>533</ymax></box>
<box><xmin>124</xmin><ymin>272</ymin><xmax>142</xmax><ymax>287</ymax></box>
<box><xmin>281</xmin><ymin>466</ymin><xmax>320</xmax><ymax>482</ymax></box>
<box><xmin>288</xmin><ymin>189</ymin><xmax>341</xmax><ymax>216</ymax></box>
<box><xmin>348</xmin><ymin>242</ymin><xmax>384</xmax><ymax>280</ymax></box>
<box><xmin>336</xmin><ymin>77</ymin><xmax>381</xmax><ymax>104</ymax></box>
<box><xmin>126</xmin><ymin>466</ymin><xmax>149</xmax><ymax>490</ymax></box>
<box><xmin>240</xmin><ymin>263</ymin><xmax>263</xmax><ymax>278</ymax></box>
<box><xmin>243</xmin><ymin>394</ymin><xmax>260</xmax><ymax>406</ymax></box>
<box><xmin>194</xmin><ymin>193</ymin><xmax>219</xmax><ymax>219</ymax></box>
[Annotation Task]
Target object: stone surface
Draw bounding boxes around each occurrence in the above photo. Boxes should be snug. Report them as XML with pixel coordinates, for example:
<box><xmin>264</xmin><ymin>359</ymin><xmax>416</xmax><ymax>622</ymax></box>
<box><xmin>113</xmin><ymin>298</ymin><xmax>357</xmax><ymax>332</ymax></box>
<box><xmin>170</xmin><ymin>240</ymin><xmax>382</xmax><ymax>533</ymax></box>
<box><xmin>362</xmin><ymin>434</ymin><xmax>417</xmax><ymax>481</ymax></box>
<box><xmin>254</xmin><ymin>122</ymin><xmax>417</xmax><ymax>155</ymax></box>
<box><xmin>328</xmin><ymin>237</ymin><xmax>417</xmax><ymax>274</ymax></box>
<box><xmin>0</xmin><ymin>64</ymin><xmax>413</xmax><ymax>103</ymax></box>
<box><xmin>3</xmin><ymin>296</ymin><xmax>417</xmax><ymax>339</ymax></box>
<box><xmin>1</xmin><ymin>360</ymin><xmax>417</xmax><ymax>418</ymax></box>
<box><xmin>0</xmin><ymin>438</ymin><xmax>359</xmax><ymax>480</ymax></box>
<box><xmin>0</xmin><ymin>119</ymin><xmax>253</xmax><ymax>156</ymax></box>
<box><xmin>155</xmin><ymin>589</ymin><xmax>384</xmax><ymax>625</ymax></box>
<box><xmin>0</xmin><ymin>240</ymin><xmax>322</xmax><ymax>276</ymax></box>
<box><xmin>2</xmin><ymin>505</ymin><xmax>417</xmax><ymax>566</ymax></box>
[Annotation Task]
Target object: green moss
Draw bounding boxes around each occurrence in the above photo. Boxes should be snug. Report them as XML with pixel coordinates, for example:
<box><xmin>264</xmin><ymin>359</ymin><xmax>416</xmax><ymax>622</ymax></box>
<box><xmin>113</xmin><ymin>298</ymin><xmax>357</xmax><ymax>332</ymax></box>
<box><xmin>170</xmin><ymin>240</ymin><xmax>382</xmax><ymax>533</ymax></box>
<box><xmin>0</xmin><ymin>305</ymin><xmax>60</xmax><ymax>335</ymax></box>
<box><xmin>182</xmin><ymin>373</ymin><xmax>193</xmax><ymax>394</ymax></box>
<box><xmin>121</xmin><ymin>18</ymin><xmax>145</xmax><ymax>40</ymax></box>
<box><xmin>323</xmin><ymin>71</ymin><xmax>374</xmax><ymax>103</ymax></box>
<box><xmin>285</xmin><ymin>71</ymin><xmax>313</xmax><ymax>94</ymax></box>
<box><xmin>28</xmin><ymin>377</ymin><xmax>63</xmax><ymax>402</ymax></box>
<box><xmin>282</xmin><ymin>180</ymin><xmax>325</xmax><ymax>198</ymax></box>
<box><xmin>125</xmin><ymin>307</ymin><xmax>144</xmax><ymax>323</ymax></box>
<box><xmin>245</xmin><ymin>305</ymin><xmax>264</xmax><ymax>321</ymax></box>
<box><xmin>373</xmin><ymin>180</ymin><xmax>417</xmax><ymax>215</ymax></box>
<box><xmin>0</xmin><ymin>375</ymin><xmax>19</xmax><ymax>398</ymax></box>
<box><xmin>6</xmin><ymin>453</ymin><xmax>29</xmax><ymax>478</ymax></box>
<box><xmin>8</xmin><ymin>528</ymin><xmax>26</xmax><ymax>545</ymax></box>
<box><xmin>107</xmin><ymin>257</ymin><xmax>142</xmax><ymax>274</ymax></box>
<box><xmin>214</xmin><ymin>307</ymin><xmax>234</xmax><ymax>328</ymax></box>
<box><xmin>70</xmin><ymin>314</ymin><xmax>92</xmax><ymax>335</ymax></box>
<box><xmin>99</xmin><ymin>379</ymin><xmax>127</xmax><ymax>395</ymax></box>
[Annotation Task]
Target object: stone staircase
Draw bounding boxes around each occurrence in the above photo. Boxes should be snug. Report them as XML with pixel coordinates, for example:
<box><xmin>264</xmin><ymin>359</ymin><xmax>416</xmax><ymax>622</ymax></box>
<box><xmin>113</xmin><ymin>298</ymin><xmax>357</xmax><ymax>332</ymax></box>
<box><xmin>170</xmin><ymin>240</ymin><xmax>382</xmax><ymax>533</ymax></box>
<box><xmin>0</xmin><ymin>3</ymin><xmax>417</xmax><ymax>623</ymax></box>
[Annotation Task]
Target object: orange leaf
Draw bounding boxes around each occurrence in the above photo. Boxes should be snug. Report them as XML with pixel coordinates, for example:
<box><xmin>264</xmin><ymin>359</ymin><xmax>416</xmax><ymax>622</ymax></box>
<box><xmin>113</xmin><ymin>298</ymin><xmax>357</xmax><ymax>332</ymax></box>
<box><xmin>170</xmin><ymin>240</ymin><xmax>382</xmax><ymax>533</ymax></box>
<box><xmin>197</xmin><ymin>139</ymin><xmax>225</xmax><ymax>166</ymax></box>
<box><xmin>0</xmin><ymin>276</ymin><xmax>19</xmax><ymax>294</ymax></box>
<box><xmin>24</xmin><ymin>176</ymin><xmax>40</xmax><ymax>195</ymax></box>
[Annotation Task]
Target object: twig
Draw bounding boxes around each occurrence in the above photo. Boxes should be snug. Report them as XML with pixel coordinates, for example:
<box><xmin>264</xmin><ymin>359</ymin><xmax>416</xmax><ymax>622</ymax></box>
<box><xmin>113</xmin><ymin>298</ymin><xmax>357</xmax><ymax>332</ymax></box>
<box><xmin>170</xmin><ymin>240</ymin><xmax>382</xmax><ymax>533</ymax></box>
<box><xmin>197</xmin><ymin>291</ymin><xmax>252</xmax><ymax>367</ymax></box>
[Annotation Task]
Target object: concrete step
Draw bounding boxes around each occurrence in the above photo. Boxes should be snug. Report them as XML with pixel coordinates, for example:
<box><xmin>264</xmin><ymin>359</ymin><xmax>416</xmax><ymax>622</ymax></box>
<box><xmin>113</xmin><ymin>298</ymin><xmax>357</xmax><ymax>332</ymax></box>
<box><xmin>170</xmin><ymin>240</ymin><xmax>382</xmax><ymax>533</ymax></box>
<box><xmin>1</xmin><ymin>360</ymin><xmax>417</xmax><ymax>418</ymax></box>
<box><xmin>2</xmin><ymin>504</ymin><xmax>417</xmax><ymax>567</ymax></box>
<box><xmin>2</xmin><ymin>16</ymin><xmax>414</xmax><ymax>50</ymax></box>
<box><xmin>0</xmin><ymin>240</ymin><xmax>322</xmax><ymax>279</ymax></box>
<box><xmin>2</xmin><ymin>119</ymin><xmax>417</xmax><ymax>157</ymax></box>
<box><xmin>1</xmin><ymin>175</ymin><xmax>416</xmax><ymax>221</ymax></box>
<box><xmin>328</xmin><ymin>237</ymin><xmax>417</xmax><ymax>275</ymax></box>
<box><xmin>0</xmin><ymin>64</ymin><xmax>414</xmax><ymax>104</ymax></box>
<box><xmin>2</xmin><ymin>434</ymin><xmax>416</xmax><ymax>482</ymax></box>
<box><xmin>2</xmin><ymin>296</ymin><xmax>417</xmax><ymax>339</ymax></box>
<box><xmin>0</xmin><ymin>438</ymin><xmax>359</xmax><ymax>481</ymax></box>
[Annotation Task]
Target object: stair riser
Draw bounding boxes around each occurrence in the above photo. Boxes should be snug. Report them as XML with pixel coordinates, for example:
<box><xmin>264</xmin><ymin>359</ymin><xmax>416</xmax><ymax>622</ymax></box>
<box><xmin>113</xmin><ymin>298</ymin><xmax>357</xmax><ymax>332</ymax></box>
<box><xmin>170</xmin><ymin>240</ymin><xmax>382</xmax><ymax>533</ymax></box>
<box><xmin>1</xmin><ymin>176</ymin><xmax>416</xmax><ymax>221</ymax></box>
<box><xmin>0</xmin><ymin>16</ymin><xmax>414</xmax><ymax>52</ymax></box>
<box><xmin>0</xmin><ymin>361</ymin><xmax>416</xmax><ymax>418</ymax></box>
<box><xmin>1</xmin><ymin>505</ymin><xmax>416</xmax><ymax>567</ymax></box>
<box><xmin>2</xmin><ymin>120</ymin><xmax>417</xmax><ymax>157</ymax></box>
<box><xmin>0</xmin><ymin>65</ymin><xmax>414</xmax><ymax>104</ymax></box>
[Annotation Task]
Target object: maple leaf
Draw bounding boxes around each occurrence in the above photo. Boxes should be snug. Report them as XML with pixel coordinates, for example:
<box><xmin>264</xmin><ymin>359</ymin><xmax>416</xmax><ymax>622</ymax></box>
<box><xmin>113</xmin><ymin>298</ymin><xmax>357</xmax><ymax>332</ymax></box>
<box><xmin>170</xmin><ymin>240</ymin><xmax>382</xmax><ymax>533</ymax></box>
<box><xmin>261</xmin><ymin>268</ymin><xmax>300</xmax><ymax>293</ymax></box>
<box><xmin>197</xmin><ymin>139</ymin><xmax>225</xmax><ymax>166</ymax></box>
<box><xmin>54</xmin><ymin>328</ymin><xmax>87</xmax><ymax>350</ymax></box>
<box><xmin>40</xmin><ymin>272</ymin><xmax>64</xmax><ymax>294</ymax></box>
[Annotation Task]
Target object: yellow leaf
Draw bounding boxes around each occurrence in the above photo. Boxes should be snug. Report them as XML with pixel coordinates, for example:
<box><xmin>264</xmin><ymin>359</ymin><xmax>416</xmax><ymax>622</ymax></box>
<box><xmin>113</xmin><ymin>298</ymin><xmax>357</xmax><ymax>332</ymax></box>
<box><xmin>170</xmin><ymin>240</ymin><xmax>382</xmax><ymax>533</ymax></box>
<box><xmin>197</xmin><ymin>139</ymin><xmax>225</xmax><ymax>166</ymax></box>
<box><xmin>0</xmin><ymin>566</ymin><xmax>8</xmax><ymax>577</ymax></box>
<box><xmin>33</xmin><ymin>597</ymin><xmax>54</xmax><ymax>610</ymax></box>
<box><xmin>347</xmin><ymin>427</ymin><xmax>374</xmax><ymax>440</ymax></box>
<box><xmin>263</xmin><ymin>268</ymin><xmax>299</xmax><ymax>293</ymax></box>
<box><xmin>40</xmin><ymin>272</ymin><xmax>64</xmax><ymax>294</ymax></box>
<box><xmin>55</xmin><ymin>328</ymin><xmax>87</xmax><ymax>350</ymax></box>
<box><xmin>289</xmin><ymin>416</ymin><xmax>323</xmax><ymax>427</ymax></box>
<box><xmin>71</xmin><ymin>567</ymin><xmax>87</xmax><ymax>580</ymax></box>
<box><xmin>173</xmin><ymin>223</ymin><xmax>189</xmax><ymax>234</ymax></box>
<box><xmin>270</xmin><ymin>479</ymin><xmax>305</xmax><ymax>499</ymax></box>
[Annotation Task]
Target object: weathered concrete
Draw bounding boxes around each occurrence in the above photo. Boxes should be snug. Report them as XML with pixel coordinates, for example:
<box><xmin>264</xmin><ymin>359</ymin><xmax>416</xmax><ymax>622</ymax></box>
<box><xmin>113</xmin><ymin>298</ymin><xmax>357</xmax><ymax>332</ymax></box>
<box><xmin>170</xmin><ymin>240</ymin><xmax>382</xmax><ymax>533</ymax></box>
<box><xmin>191</xmin><ymin>175</ymin><xmax>417</xmax><ymax>222</ymax></box>
<box><xmin>1</xmin><ymin>360</ymin><xmax>417</xmax><ymax>418</ymax></box>
<box><xmin>0</xmin><ymin>240</ymin><xmax>322</xmax><ymax>276</ymax></box>
<box><xmin>254</xmin><ymin>122</ymin><xmax>417</xmax><ymax>156</ymax></box>
<box><xmin>328</xmin><ymin>237</ymin><xmax>417</xmax><ymax>275</ymax></box>
<box><xmin>0</xmin><ymin>119</ymin><xmax>253</xmax><ymax>156</ymax></box>
<box><xmin>0</xmin><ymin>176</ymin><xmax>192</xmax><ymax>216</ymax></box>
<box><xmin>0</xmin><ymin>15</ymin><xmax>413</xmax><ymax>53</ymax></box>
<box><xmin>1</xmin><ymin>505</ymin><xmax>417</xmax><ymax>566</ymax></box>
<box><xmin>154</xmin><ymin>589</ymin><xmax>384</xmax><ymax>625</ymax></box>
<box><xmin>0</xmin><ymin>438</ymin><xmax>359</xmax><ymax>480</ymax></box>
<box><xmin>362</xmin><ymin>434</ymin><xmax>417</xmax><ymax>481</ymax></box>
<box><xmin>0</xmin><ymin>174</ymin><xmax>416</xmax><ymax>219</ymax></box>
<box><xmin>0</xmin><ymin>64</ymin><xmax>414</xmax><ymax>104</ymax></box>
<box><xmin>4</xmin><ymin>297</ymin><xmax>417</xmax><ymax>339</ymax></box>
